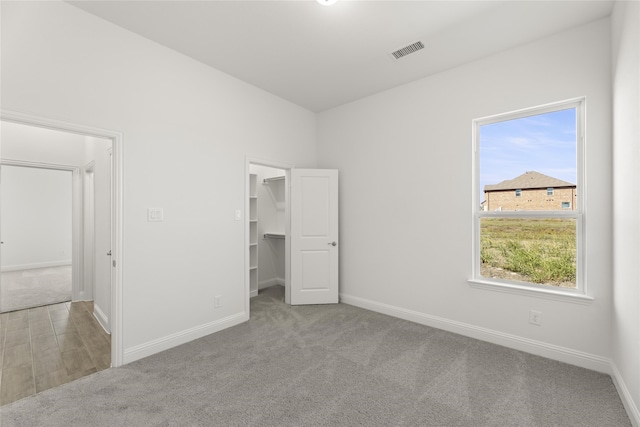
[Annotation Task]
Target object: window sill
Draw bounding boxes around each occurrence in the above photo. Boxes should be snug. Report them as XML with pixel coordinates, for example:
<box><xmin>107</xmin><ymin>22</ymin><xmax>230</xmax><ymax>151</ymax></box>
<box><xmin>468</xmin><ymin>278</ymin><xmax>594</xmax><ymax>305</ymax></box>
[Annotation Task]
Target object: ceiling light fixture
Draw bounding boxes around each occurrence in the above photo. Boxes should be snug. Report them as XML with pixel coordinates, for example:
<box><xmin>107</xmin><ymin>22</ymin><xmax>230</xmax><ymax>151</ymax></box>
<box><xmin>316</xmin><ymin>0</ymin><xmax>338</xmax><ymax>6</ymax></box>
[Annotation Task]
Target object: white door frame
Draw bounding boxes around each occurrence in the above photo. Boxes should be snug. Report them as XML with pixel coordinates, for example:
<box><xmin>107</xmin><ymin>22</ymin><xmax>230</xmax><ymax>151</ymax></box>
<box><xmin>83</xmin><ymin>161</ymin><xmax>96</xmax><ymax>302</ymax></box>
<box><xmin>245</xmin><ymin>157</ymin><xmax>293</xmax><ymax>315</ymax></box>
<box><xmin>0</xmin><ymin>160</ymin><xmax>82</xmax><ymax>300</ymax></box>
<box><xmin>1</xmin><ymin>110</ymin><xmax>124</xmax><ymax>368</ymax></box>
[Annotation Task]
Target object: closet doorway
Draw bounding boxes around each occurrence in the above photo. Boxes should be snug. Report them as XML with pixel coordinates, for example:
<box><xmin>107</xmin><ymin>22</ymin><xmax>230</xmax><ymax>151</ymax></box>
<box><xmin>248</xmin><ymin>162</ymin><xmax>290</xmax><ymax>304</ymax></box>
<box><xmin>246</xmin><ymin>159</ymin><xmax>339</xmax><ymax>311</ymax></box>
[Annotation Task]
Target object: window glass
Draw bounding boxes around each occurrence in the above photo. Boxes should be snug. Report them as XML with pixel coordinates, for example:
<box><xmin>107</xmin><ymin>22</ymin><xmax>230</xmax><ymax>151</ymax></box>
<box><xmin>475</xmin><ymin>101</ymin><xmax>582</xmax><ymax>292</ymax></box>
<box><xmin>479</xmin><ymin>108</ymin><xmax>576</xmax><ymax>212</ymax></box>
<box><xmin>480</xmin><ymin>217</ymin><xmax>576</xmax><ymax>288</ymax></box>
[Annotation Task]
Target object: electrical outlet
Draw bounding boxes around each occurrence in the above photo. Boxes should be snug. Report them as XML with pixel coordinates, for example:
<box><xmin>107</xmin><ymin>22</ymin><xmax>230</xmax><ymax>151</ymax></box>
<box><xmin>529</xmin><ymin>310</ymin><xmax>542</xmax><ymax>326</ymax></box>
<box><xmin>214</xmin><ymin>295</ymin><xmax>222</xmax><ymax>309</ymax></box>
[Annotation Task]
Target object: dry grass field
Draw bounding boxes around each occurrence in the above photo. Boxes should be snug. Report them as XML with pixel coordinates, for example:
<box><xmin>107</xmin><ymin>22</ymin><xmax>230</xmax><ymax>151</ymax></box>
<box><xmin>480</xmin><ymin>217</ymin><xmax>576</xmax><ymax>287</ymax></box>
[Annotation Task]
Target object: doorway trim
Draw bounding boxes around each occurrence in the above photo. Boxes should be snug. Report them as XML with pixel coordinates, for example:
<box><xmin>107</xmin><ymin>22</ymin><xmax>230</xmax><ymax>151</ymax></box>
<box><xmin>245</xmin><ymin>157</ymin><xmax>293</xmax><ymax>316</ymax></box>
<box><xmin>83</xmin><ymin>161</ymin><xmax>96</xmax><ymax>302</ymax></box>
<box><xmin>1</xmin><ymin>109</ymin><xmax>124</xmax><ymax>368</ymax></box>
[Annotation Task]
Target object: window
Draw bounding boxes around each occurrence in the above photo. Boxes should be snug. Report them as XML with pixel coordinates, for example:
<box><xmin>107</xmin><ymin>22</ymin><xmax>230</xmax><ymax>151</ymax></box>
<box><xmin>473</xmin><ymin>98</ymin><xmax>584</xmax><ymax>296</ymax></box>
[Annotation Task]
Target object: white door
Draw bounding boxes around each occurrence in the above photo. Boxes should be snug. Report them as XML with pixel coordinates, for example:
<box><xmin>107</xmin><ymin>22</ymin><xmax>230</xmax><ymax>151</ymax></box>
<box><xmin>290</xmin><ymin>169</ymin><xmax>339</xmax><ymax>305</ymax></box>
<box><xmin>108</xmin><ymin>148</ymin><xmax>114</xmax><ymax>318</ymax></box>
<box><xmin>104</xmin><ymin>148</ymin><xmax>113</xmax><ymax>332</ymax></box>
<box><xmin>92</xmin><ymin>148</ymin><xmax>112</xmax><ymax>333</ymax></box>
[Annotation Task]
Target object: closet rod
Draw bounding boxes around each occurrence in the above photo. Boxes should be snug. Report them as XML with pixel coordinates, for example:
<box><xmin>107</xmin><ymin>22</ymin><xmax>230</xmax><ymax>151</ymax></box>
<box><xmin>262</xmin><ymin>176</ymin><xmax>285</xmax><ymax>183</ymax></box>
<box><xmin>263</xmin><ymin>233</ymin><xmax>285</xmax><ymax>240</ymax></box>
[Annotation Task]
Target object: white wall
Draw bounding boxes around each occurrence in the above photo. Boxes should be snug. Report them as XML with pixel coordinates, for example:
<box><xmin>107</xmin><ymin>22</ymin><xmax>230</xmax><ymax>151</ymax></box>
<box><xmin>250</xmin><ymin>165</ymin><xmax>286</xmax><ymax>288</ymax></box>
<box><xmin>612</xmin><ymin>0</ymin><xmax>640</xmax><ymax>423</ymax></box>
<box><xmin>318</xmin><ymin>19</ymin><xmax>613</xmax><ymax>366</ymax></box>
<box><xmin>1</xmin><ymin>1</ymin><xmax>316</xmax><ymax>361</ymax></box>
<box><xmin>0</xmin><ymin>166</ymin><xmax>72</xmax><ymax>271</ymax></box>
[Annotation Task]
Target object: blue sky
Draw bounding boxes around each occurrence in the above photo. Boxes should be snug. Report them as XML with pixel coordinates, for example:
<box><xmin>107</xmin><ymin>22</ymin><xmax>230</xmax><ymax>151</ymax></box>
<box><xmin>479</xmin><ymin>108</ymin><xmax>577</xmax><ymax>201</ymax></box>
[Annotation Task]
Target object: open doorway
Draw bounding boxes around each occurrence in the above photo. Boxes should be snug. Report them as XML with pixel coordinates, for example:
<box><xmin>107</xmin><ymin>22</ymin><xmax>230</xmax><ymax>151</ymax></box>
<box><xmin>0</xmin><ymin>122</ymin><xmax>112</xmax><ymax>312</ymax></box>
<box><xmin>0</xmin><ymin>111</ymin><xmax>123</xmax><ymax>404</ymax></box>
<box><xmin>246</xmin><ymin>159</ymin><xmax>340</xmax><ymax>315</ymax></box>
<box><xmin>248</xmin><ymin>162</ymin><xmax>290</xmax><ymax>305</ymax></box>
<box><xmin>0</xmin><ymin>163</ymin><xmax>74</xmax><ymax>312</ymax></box>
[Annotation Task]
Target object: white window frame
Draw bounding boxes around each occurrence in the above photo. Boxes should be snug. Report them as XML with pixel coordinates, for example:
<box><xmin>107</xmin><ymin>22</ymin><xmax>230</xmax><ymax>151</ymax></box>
<box><xmin>470</xmin><ymin>98</ymin><xmax>591</xmax><ymax>303</ymax></box>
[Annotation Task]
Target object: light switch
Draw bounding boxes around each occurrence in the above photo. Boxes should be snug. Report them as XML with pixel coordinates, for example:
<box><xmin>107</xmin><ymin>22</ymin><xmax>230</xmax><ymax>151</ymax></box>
<box><xmin>148</xmin><ymin>208</ymin><xmax>164</xmax><ymax>222</ymax></box>
<box><xmin>235</xmin><ymin>209</ymin><xmax>242</xmax><ymax>221</ymax></box>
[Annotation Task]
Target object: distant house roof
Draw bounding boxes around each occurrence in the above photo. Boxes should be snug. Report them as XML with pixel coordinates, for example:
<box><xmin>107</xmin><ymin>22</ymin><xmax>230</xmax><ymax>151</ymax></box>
<box><xmin>484</xmin><ymin>171</ymin><xmax>575</xmax><ymax>192</ymax></box>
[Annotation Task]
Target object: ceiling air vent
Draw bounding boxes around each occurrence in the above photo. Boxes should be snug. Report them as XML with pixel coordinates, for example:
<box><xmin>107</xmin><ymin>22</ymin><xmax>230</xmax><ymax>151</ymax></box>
<box><xmin>390</xmin><ymin>41</ymin><xmax>425</xmax><ymax>60</ymax></box>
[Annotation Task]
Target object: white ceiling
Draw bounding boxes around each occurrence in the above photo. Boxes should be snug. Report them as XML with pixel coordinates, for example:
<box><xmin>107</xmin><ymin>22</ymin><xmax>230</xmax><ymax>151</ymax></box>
<box><xmin>68</xmin><ymin>0</ymin><xmax>614</xmax><ymax>112</ymax></box>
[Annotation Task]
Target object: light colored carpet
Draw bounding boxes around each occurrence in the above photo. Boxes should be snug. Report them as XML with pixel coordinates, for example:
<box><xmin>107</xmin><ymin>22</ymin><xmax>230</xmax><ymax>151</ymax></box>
<box><xmin>0</xmin><ymin>285</ymin><xmax>631</xmax><ymax>426</ymax></box>
<box><xmin>0</xmin><ymin>266</ymin><xmax>72</xmax><ymax>313</ymax></box>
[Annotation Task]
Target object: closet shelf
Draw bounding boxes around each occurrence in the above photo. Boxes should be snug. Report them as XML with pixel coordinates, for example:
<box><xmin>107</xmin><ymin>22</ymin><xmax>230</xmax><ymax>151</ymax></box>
<box><xmin>264</xmin><ymin>233</ymin><xmax>285</xmax><ymax>240</ymax></box>
<box><xmin>263</xmin><ymin>176</ymin><xmax>285</xmax><ymax>183</ymax></box>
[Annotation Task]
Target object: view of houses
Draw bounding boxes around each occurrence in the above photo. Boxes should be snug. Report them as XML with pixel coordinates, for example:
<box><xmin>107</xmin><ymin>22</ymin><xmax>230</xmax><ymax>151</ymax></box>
<box><xmin>482</xmin><ymin>171</ymin><xmax>577</xmax><ymax>211</ymax></box>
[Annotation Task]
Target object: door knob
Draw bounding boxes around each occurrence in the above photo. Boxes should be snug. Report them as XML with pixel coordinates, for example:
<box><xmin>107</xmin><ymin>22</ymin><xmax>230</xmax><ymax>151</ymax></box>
<box><xmin>329</xmin><ymin>241</ymin><xmax>337</xmax><ymax>246</ymax></box>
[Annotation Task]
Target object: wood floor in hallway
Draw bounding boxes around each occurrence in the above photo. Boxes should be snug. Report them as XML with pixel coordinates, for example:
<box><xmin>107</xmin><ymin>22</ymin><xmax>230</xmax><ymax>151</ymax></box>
<box><xmin>0</xmin><ymin>301</ymin><xmax>111</xmax><ymax>406</ymax></box>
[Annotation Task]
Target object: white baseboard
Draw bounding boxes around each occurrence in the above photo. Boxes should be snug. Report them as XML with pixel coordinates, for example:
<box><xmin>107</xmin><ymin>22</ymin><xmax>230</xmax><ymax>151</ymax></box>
<box><xmin>1</xmin><ymin>260</ymin><xmax>72</xmax><ymax>272</ymax></box>
<box><xmin>250</xmin><ymin>289</ymin><xmax>259</xmax><ymax>298</ymax></box>
<box><xmin>258</xmin><ymin>277</ymin><xmax>285</xmax><ymax>290</ymax></box>
<box><xmin>123</xmin><ymin>312</ymin><xmax>248</xmax><ymax>365</ymax></box>
<box><xmin>339</xmin><ymin>293</ymin><xmax>611</xmax><ymax>374</ymax></box>
<box><xmin>611</xmin><ymin>362</ymin><xmax>640</xmax><ymax>427</ymax></box>
<box><xmin>93</xmin><ymin>304</ymin><xmax>110</xmax><ymax>335</ymax></box>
